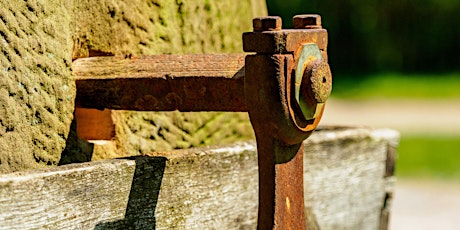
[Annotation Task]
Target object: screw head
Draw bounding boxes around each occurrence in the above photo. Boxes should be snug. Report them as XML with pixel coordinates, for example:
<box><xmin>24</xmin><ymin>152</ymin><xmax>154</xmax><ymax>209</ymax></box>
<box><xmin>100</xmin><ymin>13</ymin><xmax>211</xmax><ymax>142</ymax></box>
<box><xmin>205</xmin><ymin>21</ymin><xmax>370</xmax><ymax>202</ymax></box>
<box><xmin>293</xmin><ymin>14</ymin><xmax>322</xmax><ymax>29</ymax></box>
<box><xmin>253</xmin><ymin>16</ymin><xmax>282</xmax><ymax>32</ymax></box>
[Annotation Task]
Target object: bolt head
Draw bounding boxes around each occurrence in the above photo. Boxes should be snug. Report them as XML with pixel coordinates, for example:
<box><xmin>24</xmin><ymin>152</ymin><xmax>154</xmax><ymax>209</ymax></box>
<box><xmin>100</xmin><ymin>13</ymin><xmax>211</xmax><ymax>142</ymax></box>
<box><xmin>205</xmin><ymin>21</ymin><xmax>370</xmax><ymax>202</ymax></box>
<box><xmin>299</xmin><ymin>59</ymin><xmax>332</xmax><ymax>120</ymax></box>
<box><xmin>294</xmin><ymin>44</ymin><xmax>331</xmax><ymax>120</ymax></box>
<box><xmin>253</xmin><ymin>16</ymin><xmax>282</xmax><ymax>32</ymax></box>
<box><xmin>302</xmin><ymin>59</ymin><xmax>332</xmax><ymax>101</ymax></box>
<box><xmin>293</xmin><ymin>14</ymin><xmax>322</xmax><ymax>29</ymax></box>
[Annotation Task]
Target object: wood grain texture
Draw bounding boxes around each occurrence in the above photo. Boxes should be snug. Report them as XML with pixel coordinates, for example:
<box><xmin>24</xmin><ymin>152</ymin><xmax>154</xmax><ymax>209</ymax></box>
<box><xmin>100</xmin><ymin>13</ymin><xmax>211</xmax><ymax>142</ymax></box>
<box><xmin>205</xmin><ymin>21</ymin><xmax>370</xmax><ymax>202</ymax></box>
<box><xmin>0</xmin><ymin>127</ymin><xmax>399</xmax><ymax>229</ymax></box>
<box><xmin>0</xmin><ymin>159</ymin><xmax>137</xmax><ymax>229</ymax></box>
<box><xmin>303</xmin><ymin>127</ymin><xmax>399</xmax><ymax>230</ymax></box>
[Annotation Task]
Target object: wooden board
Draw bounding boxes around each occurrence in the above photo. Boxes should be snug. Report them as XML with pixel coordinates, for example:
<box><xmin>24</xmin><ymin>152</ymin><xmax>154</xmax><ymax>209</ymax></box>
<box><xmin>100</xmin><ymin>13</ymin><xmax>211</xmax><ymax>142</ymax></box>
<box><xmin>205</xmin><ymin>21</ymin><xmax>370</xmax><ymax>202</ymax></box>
<box><xmin>0</xmin><ymin>127</ymin><xmax>399</xmax><ymax>229</ymax></box>
<box><xmin>303</xmin><ymin>127</ymin><xmax>399</xmax><ymax>230</ymax></box>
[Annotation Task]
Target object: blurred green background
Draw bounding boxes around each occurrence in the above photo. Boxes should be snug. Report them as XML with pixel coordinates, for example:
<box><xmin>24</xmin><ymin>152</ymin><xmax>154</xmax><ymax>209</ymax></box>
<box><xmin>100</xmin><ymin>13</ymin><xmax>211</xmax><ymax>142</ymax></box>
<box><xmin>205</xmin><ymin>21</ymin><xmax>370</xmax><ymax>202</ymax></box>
<box><xmin>266</xmin><ymin>0</ymin><xmax>460</xmax><ymax>180</ymax></box>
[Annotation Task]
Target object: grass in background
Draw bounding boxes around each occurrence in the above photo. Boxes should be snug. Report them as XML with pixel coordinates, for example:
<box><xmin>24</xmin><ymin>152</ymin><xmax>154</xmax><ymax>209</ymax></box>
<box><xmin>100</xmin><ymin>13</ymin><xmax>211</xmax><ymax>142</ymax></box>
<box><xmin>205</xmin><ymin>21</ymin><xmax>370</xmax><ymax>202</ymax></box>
<box><xmin>332</xmin><ymin>72</ymin><xmax>460</xmax><ymax>179</ymax></box>
<box><xmin>332</xmin><ymin>72</ymin><xmax>460</xmax><ymax>99</ymax></box>
<box><xmin>396</xmin><ymin>135</ymin><xmax>460</xmax><ymax>179</ymax></box>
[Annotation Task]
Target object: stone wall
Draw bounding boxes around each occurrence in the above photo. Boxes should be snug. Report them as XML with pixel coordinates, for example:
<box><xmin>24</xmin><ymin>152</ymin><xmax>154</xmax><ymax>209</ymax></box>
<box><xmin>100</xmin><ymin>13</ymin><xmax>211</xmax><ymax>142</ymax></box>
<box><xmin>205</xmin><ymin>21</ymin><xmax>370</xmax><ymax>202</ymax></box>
<box><xmin>0</xmin><ymin>0</ymin><xmax>267</xmax><ymax>173</ymax></box>
<box><xmin>68</xmin><ymin>0</ymin><xmax>266</xmax><ymax>160</ymax></box>
<box><xmin>0</xmin><ymin>1</ymin><xmax>74</xmax><ymax>173</ymax></box>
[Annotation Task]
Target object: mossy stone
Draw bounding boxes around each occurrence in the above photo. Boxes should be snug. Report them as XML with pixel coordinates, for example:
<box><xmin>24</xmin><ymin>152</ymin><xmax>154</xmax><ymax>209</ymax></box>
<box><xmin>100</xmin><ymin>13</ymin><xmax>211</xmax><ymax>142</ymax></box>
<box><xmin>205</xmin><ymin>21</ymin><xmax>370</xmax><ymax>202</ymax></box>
<box><xmin>0</xmin><ymin>1</ymin><xmax>74</xmax><ymax>173</ymax></box>
<box><xmin>70</xmin><ymin>0</ymin><xmax>266</xmax><ymax>158</ymax></box>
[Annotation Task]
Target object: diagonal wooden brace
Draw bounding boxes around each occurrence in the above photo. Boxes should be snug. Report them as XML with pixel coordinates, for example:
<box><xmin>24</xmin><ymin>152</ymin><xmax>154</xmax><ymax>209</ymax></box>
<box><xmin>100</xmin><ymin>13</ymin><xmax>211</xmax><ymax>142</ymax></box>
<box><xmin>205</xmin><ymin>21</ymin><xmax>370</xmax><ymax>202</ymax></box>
<box><xmin>73</xmin><ymin>14</ymin><xmax>331</xmax><ymax>230</ymax></box>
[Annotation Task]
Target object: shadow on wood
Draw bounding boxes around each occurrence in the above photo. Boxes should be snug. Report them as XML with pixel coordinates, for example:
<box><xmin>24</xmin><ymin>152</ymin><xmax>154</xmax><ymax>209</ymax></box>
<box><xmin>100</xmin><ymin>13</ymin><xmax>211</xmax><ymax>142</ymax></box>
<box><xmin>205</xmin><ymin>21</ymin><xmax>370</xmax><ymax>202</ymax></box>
<box><xmin>95</xmin><ymin>157</ymin><xmax>166</xmax><ymax>229</ymax></box>
<box><xmin>0</xmin><ymin>127</ymin><xmax>398</xmax><ymax>229</ymax></box>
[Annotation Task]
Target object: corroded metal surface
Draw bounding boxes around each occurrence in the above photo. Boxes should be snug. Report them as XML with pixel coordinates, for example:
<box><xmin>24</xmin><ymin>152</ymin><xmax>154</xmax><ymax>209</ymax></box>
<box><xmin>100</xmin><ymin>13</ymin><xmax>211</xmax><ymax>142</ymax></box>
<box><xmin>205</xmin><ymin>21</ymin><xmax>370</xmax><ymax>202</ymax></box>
<box><xmin>253</xmin><ymin>16</ymin><xmax>282</xmax><ymax>32</ymax></box>
<box><xmin>74</xmin><ymin>14</ymin><xmax>331</xmax><ymax>230</ymax></box>
<box><xmin>244</xmin><ymin>15</ymin><xmax>330</xmax><ymax>229</ymax></box>
<box><xmin>295</xmin><ymin>44</ymin><xmax>332</xmax><ymax>120</ymax></box>
<box><xmin>74</xmin><ymin>54</ymin><xmax>247</xmax><ymax>111</ymax></box>
<box><xmin>293</xmin><ymin>14</ymin><xmax>322</xmax><ymax>29</ymax></box>
<box><xmin>242</xmin><ymin>29</ymin><xmax>328</xmax><ymax>54</ymax></box>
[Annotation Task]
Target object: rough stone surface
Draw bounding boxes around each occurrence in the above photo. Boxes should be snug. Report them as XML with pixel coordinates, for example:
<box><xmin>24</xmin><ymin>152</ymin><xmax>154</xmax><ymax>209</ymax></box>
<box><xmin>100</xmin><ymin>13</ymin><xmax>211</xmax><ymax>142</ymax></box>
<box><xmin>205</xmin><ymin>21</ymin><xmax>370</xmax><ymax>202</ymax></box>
<box><xmin>71</xmin><ymin>0</ymin><xmax>266</xmax><ymax>58</ymax></box>
<box><xmin>69</xmin><ymin>0</ymin><xmax>266</xmax><ymax>159</ymax></box>
<box><xmin>0</xmin><ymin>0</ymin><xmax>267</xmax><ymax>172</ymax></box>
<box><xmin>0</xmin><ymin>1</ymin><xmax>74</xmax><ymax>173</ymax></box>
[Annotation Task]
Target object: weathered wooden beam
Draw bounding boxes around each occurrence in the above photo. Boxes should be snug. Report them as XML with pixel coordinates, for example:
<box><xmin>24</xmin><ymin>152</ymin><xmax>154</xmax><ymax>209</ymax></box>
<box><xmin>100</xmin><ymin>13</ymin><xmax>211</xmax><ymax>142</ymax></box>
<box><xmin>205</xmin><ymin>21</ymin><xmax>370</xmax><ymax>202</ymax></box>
<box><xmin>0</xmin><ymin>127</ymin><xmax>399</xmax><ymax>229</ymax></box>
<box><xmin>73</xmin><ymin>54</ymin><xmax>247</xmax><ymax>112</ymax></box>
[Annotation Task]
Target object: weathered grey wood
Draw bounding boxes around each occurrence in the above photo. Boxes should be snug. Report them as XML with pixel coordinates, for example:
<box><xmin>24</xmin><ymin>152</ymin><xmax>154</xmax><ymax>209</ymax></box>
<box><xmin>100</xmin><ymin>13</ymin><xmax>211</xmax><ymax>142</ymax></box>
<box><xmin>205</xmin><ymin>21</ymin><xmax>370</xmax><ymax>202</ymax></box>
<box><xmin>0</xmin><ymin>127</ymin><xmax>399</xmax><ymax>229</ymax></box>
<box><xmin>0</xmin><ymin>143</ymin><xmax>258</xmax><ymax>230</ymax></box>
<box><xmin>303</xmin><ymin>127</ymin><xmax>399</xmax><ymax>230</ymax></box>
<box><xmin>0</xmin><ymin>159</ymin><xmax>137</xmax><ymax>229</ymax></box>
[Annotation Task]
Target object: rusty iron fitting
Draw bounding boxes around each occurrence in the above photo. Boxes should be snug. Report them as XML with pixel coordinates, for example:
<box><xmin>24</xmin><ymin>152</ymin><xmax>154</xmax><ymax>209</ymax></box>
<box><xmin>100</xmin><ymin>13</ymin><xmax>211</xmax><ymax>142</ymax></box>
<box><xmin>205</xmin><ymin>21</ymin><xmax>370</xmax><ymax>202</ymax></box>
<box><xmin>243</xmin><ymin>14</ymin><xmax>332</xmax><ymax>230</ymax></box>
<box><xmin>245</xmin><ymin>55</ymin><xmax>302</xmax><ymax>145</ymax></box>
<box><xmin>253</xmin><ymin>16</ymin><xmax>282</xmax><ymax>32</ymax></box>
<box><xmin>300</xmin><ymin>59</ymin><xmax>332</xmax><ymax>119</ymax></box>
<box><xmin>293</xmin><ymin>14</ymin><xmax>322</xmax><ymax>29</ymax></box>
<box><xmin>245</xmin><ymin>20</ymin><xmax>331</xmax><ymax>147</ymax></box>
<box><xmin>294</xmin><ymin>44</ymin><xmax>332</xmax><ymax>121</ymax></box>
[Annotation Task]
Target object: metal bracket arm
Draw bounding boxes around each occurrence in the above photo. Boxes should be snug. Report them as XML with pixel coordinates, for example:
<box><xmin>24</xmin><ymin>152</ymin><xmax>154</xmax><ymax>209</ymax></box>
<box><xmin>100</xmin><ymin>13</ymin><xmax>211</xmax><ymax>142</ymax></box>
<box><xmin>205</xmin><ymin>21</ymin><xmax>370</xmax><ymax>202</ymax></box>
<box><xmin>73</xmin><ymin>14</ymin><xmax>332</xmax><ymax>230</ymax></box>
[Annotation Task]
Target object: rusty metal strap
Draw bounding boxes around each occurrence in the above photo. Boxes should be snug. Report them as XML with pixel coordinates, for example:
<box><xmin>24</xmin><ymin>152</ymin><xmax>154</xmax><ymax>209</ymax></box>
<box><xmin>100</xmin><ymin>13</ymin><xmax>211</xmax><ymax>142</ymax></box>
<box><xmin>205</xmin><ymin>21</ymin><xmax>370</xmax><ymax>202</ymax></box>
<box><xmin>73</xmin><ymin>54</ymin><xmax>247</xmax><ymax>112</ymax></box>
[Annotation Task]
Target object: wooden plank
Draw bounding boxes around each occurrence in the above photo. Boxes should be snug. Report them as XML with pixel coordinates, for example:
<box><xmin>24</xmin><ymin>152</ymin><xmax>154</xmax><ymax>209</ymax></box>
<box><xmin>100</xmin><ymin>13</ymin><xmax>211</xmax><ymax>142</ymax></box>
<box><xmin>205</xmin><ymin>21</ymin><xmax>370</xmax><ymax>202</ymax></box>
<box><xmin>73</xmin><ymin>54</ymin><xmax>247</xmax><ymax>112</ymax></box>
<box><xmin>0</xmin><ymin>159</ymin><xmax>137</xmax><ymax>229</ymax></box>
<box><xmin>303</xmin><ymin>127</ymin><xmax>399</xmax><ymax>230</ymax></box>
<box><xmin>0</xmin><ymin>127</ymin><xmax>398</xmax><ymax>229</ymax></box>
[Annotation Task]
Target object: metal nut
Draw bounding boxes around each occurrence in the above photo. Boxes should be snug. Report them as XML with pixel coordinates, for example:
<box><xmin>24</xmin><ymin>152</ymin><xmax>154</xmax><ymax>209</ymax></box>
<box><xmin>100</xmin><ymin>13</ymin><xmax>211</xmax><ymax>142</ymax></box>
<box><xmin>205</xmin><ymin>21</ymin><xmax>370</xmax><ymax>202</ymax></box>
<box><xmin>253</xmin><ymin>16</ymin><xmax>282</xmax><ymax>32</ymax></box>
<box><xmin>293</xmin><ymin>14</ymin><xmax>322</xmax><ymax>29</ymax></box>
<box><xmin>294</xmin><ymin>44</ymin><xmax>332</xmax><ymax>120</ymax></box>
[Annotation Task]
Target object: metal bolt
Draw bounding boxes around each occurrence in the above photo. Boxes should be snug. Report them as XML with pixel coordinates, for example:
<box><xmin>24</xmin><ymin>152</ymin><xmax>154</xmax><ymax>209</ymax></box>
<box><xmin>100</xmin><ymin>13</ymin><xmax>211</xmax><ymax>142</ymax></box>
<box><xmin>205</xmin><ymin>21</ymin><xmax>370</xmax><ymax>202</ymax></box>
<box><xmin>299</xmin><ymin>59</ymin><xmax>332</xmax><ymax>119</ymax></box>
<box><xmin>294</xmin><ymin>44</ymin><xmax>331</xmax><ymax>120</ymax></box>
<box><xmin>253</xmin><ymin>16</ymin><xmax>282</xmax><ymax>32</ymax></box>
<box><xmin>293</xmin><ymin>14</ymin><xmax>322</xmax><ymax>29</ymax></box>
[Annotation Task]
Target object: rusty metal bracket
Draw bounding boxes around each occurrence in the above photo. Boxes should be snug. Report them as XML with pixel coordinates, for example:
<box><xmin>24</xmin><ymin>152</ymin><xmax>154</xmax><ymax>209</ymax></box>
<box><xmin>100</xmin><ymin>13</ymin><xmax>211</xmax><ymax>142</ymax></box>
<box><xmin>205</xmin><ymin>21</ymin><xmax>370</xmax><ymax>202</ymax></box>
<box><xmin>244</xmin><ymin>15</ymin><xmax>331</xmax><ymax>229</ymax></box>
<box><xmin>73</xmin><ymin>14</ymin><xmax>332</xmax><ymax>230</ymax></box>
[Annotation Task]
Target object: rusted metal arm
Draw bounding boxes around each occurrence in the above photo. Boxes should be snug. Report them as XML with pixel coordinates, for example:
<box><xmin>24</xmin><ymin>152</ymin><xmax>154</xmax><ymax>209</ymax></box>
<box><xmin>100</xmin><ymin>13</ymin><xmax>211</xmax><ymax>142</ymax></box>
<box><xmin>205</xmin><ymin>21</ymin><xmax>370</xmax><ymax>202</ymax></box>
<box><xmin>73</xmin><ymin>14</ymin><xmax>332</xmax><ymax>230</ymax></box>
<box><xmin>74</xmin><ymin>54</ymin><xmax>247</xmax><ymax>112</ymax></box>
